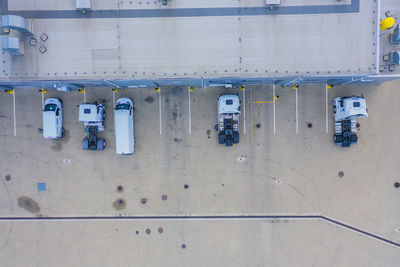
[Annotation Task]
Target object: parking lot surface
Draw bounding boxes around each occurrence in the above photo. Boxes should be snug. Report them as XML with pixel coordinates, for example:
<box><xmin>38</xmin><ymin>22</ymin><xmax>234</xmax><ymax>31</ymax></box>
<box><xmin>0</xmin><ymin>81</ymin><xmax>400</xmax><ymax>266</ymax></box>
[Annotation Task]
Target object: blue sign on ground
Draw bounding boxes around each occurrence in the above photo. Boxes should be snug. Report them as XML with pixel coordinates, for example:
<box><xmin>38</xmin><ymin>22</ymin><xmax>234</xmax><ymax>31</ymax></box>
<box><xmin>37</xmin><ymin>182</ymin><xmax>46</xmax><ymax>192</ymax></box>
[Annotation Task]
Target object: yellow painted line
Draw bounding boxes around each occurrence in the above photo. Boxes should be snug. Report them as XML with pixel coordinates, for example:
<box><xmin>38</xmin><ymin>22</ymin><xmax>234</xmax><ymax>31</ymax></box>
<box><xmin>248</xmin><ymin>101</ymin><xmax>273</xmax><ymax>104</ymax></box>
<box><xmin>250</xmin><ymin>87</ymin><xmax>253</xmax><ymax>143</ymax></box>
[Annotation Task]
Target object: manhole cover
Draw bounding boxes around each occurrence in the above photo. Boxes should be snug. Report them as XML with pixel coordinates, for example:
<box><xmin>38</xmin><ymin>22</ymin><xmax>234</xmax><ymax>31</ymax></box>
<box><xmin>338</xmin><ymin>171</ymin><xmax>344</xmax><ymax>178</ymax></box>
<box><xmin>161</xmin><ymin>195</ymin><xmax>168</xmax><ymax>201</ymax></box>
<box><xmin>394</xmin><ymin>182</ymin><xmax>400</xmax><ymax>188</ymax></box>
<box><xmin>117</xmin><ymin>185</ymin><xmax>123</xmax><ymax>192</ymax></box>
<box><xmin>158</xmin><ymin>227</ymin><xmax>164</xmax><ymax>233</ymax></box>
<box><xmin>146</xmin><ymin>228</ymin><xmax>151</xmax><ymax>235</ymax></box>
<box><xmin>181</xmin><ymin>244</ymin><xmax>186</xmax><ymax>249</ymax></box>
<box><xmin>141</xmin><ymin>198</ymin><xmax>147</xmax><ymax>204</ymax></box>
<box><xmin>113</xmin><ymin>198</ymin><xmax>126</xmax><ymax>210</ymax></box>
<box><xmin>256</xmin><ymin>123</ymin><xmax>261</xmax><ymax>129</ymax></box>
<box><xmin>135</xmin><ymin>231</ymin><xmax>139</xmax><ymax>235</ymax></box>
<box><xmin>307</xmin><ymin>123</ymin><xmax>313</xmax><ymax>128</ymax></box>
<box><xmin>272</xmin><ymin>177</ymin><xmax>282</xmax><ymax>186</ymax></box>
<box><xmin>5</xmin><ymin>175</ymin><xmax>11</xmax><ymax>181</ymax></box>
<box><xmin>184</xmin><ymin>184</ymin><xmax>189</xmax><ymax>189</ymax></box>
<box><xmin>63</xmin><ymin>158</ymin><xmax>71</xmax><ymax>164</ymax></box>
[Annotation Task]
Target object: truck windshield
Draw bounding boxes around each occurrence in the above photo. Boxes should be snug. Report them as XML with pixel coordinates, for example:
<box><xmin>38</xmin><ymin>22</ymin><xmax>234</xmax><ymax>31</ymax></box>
<box><xmin>44</xmin><ymin>104</ymin><xmax>57</xmax><ymax>112</ymax></box>
<box><xmin>353</xmin><ymin>102</ymin><xmax>360</xmax><ymax>107</ymax></box>
<box><xmin>226</xmin><ymin>100</ymin><xmax>233</xmax><ymax>105</ymax></box>
<box><xmin>116</xmin><ymin>103</ymin><xmax>130</xmax><ymax>110</ymax></box>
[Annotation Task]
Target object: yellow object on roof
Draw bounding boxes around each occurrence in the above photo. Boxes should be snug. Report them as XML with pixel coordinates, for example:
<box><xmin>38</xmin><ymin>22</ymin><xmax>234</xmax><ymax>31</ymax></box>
<box><xmin>380</xmin><ymin>17</ymin><xmax>395</xmax><ymax>32</ymax></box>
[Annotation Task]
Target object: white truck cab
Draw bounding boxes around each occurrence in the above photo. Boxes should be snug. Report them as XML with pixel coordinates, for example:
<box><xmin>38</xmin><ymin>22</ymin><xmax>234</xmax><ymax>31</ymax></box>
<box><xmin>79</xmin><ymin>103</ymin><xmax>106</xmax><ymax>131</ymax></box>
<box><xmin>333</xmin><ymin>96</ymin><xmax>368</xmax><ymax>147</ymax></box>
<box><xmin>114</xmin><ymin>98</ymin><xmax>135</xmax><ymax>155</ymax></box>
<box><xmin>43</xmin><ymin>98</ymin><xmax>63</xmax><ymax>139</ymax></box>
<box><xmin>333</xmin><ymin>96</ymin><xmax>368</xmax><ymax>121</ymax></box>
<box><xmin>217</xmin><ymin>94</ymin><xmax>241</xmax><ymax>146</ymax></box>
<box><xmin>79</xmin><ymin>103</ymin><xmax>106</xmax><ymax>151</ymax></box>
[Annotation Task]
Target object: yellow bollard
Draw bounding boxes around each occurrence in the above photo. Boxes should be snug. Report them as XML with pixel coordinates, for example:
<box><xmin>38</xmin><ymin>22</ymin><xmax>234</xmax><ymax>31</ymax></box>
<box><xmin>6</xmin><ymin>89</ymin><xmax>14</xmax><ymax>94</ymax></box>
<box><xmin>327</xmin><ymin>84</ymin><xmax>332</xmax><ymax>89</ymax></box>
<box><xmin>112</xmin><ymin>88</ymin><xmax>118</xmax><ymax>93</ymax></box>
<box><xmin>79</xmin><ymin>88</ymin><xmax>85</xmax><ymax>93</ymax></box>
<box><xmin>155</xmin><ymin>87</ymin><xmax>160</xmax><ymax>92</ymax></box>
<box><xmin>380</xmin><ymin>17</ymin><xmax>395</xmax><ymax>32</ymax></box>
<box><xmin>292</xmin><ymin>85</ymin><xmax>298</xmax><ymax>90</ymax></box>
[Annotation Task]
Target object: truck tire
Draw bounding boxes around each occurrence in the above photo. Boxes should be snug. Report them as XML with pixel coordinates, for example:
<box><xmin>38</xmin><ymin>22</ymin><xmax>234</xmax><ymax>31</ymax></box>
<box><xmin>218</xmin><ymin>133</ymin><xmax>225</xmax><ymax>144</ymax></box>
<box><xmin>350</xmin><ymin>134</ymin><xmax>358</xmax><ymax>144</ymax></box>
<box><xmin>97</xmin><ymin>138</ymin><xmax>106</xmax><ymax>150</ymax></box>
<box><xmin>333</xmin><ymin>135</ymin><xmax>342</xmax><ymax>145</ymax></box>
<box><xmin>233</xmin><ymin>132</ymin><xmax>239</xmax><ymax>143</ymax></box>
<box><xmin>102</xmin><ymin>112</ymin><xmax>106</xmax><ymax>121</ymax></box>
<box><xmin>82</xmin><ymin>137</ymin><xmax>89</xmax><ymax>150</ymax></box>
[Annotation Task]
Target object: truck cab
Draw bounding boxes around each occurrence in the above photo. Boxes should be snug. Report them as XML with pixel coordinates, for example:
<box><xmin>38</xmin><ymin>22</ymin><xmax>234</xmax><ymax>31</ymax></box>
<box><xmin>79</xmin><ymin>103</ymin><xmax>106</xmax><ymax>150</ymax></box>
<box><xmin>333</xmin><ymin>96</ymin><xmax>368</xmax><ymax>147</ymax></box>
<box><xmin>217</xmin><ymin>94</ymin><xmax>241</xmax><ymax>146</ymax></box>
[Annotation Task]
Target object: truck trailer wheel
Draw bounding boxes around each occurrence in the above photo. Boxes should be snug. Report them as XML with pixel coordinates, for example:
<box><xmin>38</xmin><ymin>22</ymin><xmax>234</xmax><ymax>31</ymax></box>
<box><xmin>97</xmin><ymin>138</ymin><xmax>106</xmax><ymax>150</ymax></box>
<box><xmin>218</xmin><ymin>133</ymin><xmax>225</xmax><ymax>144</ymax></box>
<box><xmin>82</xmin><ymin>137</ymin><xmax>89</xmax><ymax>150</ymax></box>
<box><xmin>233</xmin><ymin>132</ymin><xmax>239</xmax><ymax>143</ymax></box>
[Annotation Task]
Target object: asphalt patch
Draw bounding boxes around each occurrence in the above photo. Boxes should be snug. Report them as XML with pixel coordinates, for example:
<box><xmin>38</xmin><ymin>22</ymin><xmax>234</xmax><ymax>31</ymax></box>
<box><xmin>17</xmin><ymin>196</ymin><xmax>40</xmax><ymax>213</ymax></box>
<box><xmin>50</xmin><ymin>139</ymin><xmax>63</xmax><ymax>152</ymax></box>
<box><xmin>144</xmin><ymin>96</ymin><xmax>154</xmax><ymax>103</ymax></box>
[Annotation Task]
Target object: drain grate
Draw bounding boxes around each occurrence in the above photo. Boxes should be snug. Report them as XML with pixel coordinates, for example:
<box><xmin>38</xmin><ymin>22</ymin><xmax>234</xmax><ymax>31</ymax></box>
<box><xmin>235</xmin><ymin>155</ymin><xmax>247</xmax><ymax>165</ymax></box>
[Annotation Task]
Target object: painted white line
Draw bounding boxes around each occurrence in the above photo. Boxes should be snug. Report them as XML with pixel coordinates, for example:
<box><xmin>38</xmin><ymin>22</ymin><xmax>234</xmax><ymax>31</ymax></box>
<box><xmin>83</xmin><ymin>89</ymin><xmax>87</xmax><ymax>103</ymax></box>
<box><xmin>41</xmin><ymin>91</ymin><xmax>44</xmax><ymax>110</ymax></box>
<box><xmin>243</xmin><ymin>86</ymin><xmax>246</xmax><ymax>134</ymax></box>
<box><xmin>112</xmin><ymin>90</ymin><xmax>116</xmax><ymax>109</ymax></box>
<box><xmin>159</xmin><ymin>87</ymin><xmax>162</xmax><ymax>135</ymax></box>
<box><xmin>325</xmin><ymin>84</ymin><xmax>329</xmax><ymax>133</ymax></box>
<box><xmin>375</xmin><ymin>0</ymin><xmax>381</xmax><ymax>75</ymax></box>
<box><xmin>273</xmin><ymin>84</ymin><xmax>276</xmax><ymax>134</ymax></box>
<box><xmin>188</xmin><ymin>86</ymin><xmax>192</xmax><ymax>135</ymax></box>
<box><xmin>295</xmin><ymin>87</ymin><xmax>298</xmax><ymax>133</ymax></box>
<box><xmin>13</xmin><ymin>90</ymin><xmax>16</xmax><ymax>137</ymax></box>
